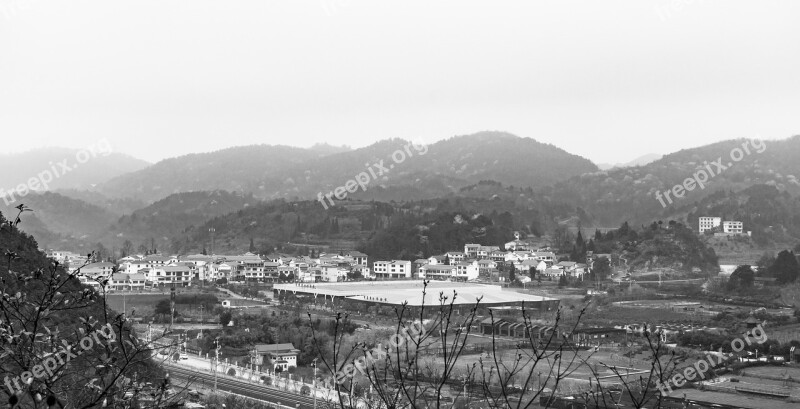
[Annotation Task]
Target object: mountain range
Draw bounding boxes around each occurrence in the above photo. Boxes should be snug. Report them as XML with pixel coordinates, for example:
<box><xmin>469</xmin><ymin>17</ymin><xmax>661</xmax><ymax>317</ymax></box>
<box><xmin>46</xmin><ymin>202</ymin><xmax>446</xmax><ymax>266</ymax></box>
<box><xmin>0</xmin><ymin>147</ymin><xmax>149</xmax><ymax>192</ymax></box>
<box><xmin>1</xmin><ymin>132</ymin><xmax>798</xmax><ymax>255</ymax></box>
<box><xmin>95</xmin><ymin>132</ymin><xmax>598</xmax><ymax>203</ymax></box>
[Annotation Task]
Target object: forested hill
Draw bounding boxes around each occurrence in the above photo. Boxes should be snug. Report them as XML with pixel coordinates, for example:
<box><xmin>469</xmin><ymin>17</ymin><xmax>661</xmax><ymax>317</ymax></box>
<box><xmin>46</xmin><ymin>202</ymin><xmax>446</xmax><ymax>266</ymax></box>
<box><xmin>148</xmin><ymin>186</ymin><xmax>587</xmax><ymax>257</ymax></box>
<box><xmin>590</xmin><ymin>221</ymin><xmax>719</xmax><ymax>275</ymax></box>
<box><xmin>543</xmin><ymin>136</ymin><xmax>800</xmax><ymax>227</ymax></box>
<box><xmin>671</xmin><ymin>184</ymin><xmax>800</xmax><ymax>246</ymax></box>
<box><xmin>0</xmin><ymin>209</ymin><xmax>56</xmax><ymax>276</ymax></box>
<box><xmin>98</xmin><ymin>132</ymin><xmax>598</xmax><ymax>203</ymax></box>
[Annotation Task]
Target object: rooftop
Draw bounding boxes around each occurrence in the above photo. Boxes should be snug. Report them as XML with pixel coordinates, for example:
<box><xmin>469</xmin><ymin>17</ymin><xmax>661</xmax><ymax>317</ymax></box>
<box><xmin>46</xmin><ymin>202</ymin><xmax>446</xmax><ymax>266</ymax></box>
<box><xmin>274</xmin><ymin>280</ymin><xmax>558</xmax><ymax>307</ymax></box>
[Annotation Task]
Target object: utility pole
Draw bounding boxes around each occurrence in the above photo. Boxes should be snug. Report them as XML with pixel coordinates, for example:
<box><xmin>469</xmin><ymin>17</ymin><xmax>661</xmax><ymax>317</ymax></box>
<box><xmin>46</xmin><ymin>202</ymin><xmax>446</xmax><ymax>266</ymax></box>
<box><xmin>170</xmin><ymin>282</ymin><xmax>175</xmax><ymax>331</ymax></box>
<box><xmin>214</xmin><ymin>337</ymin><xmax>220</xmax><ymax>391</ymax></box>
<box><xmin>199</xmin><ymin>305</ymin><xmax>204</xmax><ymax>338</ymax></box>
<box><xmin>312</xmin><ymin>358</ymin><xmax>318</xmax><ymax>409</ymax></box>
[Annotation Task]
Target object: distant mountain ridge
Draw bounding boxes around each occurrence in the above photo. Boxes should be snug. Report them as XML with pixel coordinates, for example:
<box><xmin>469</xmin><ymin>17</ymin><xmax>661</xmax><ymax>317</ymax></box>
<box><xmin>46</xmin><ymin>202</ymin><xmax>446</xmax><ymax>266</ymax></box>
<box><xmin>0</xmin><ymin>147</ymin><xmax>149</xmax><ymax>192</ymax></box>
<box><xmin>597</xmin><ymin>153</ymin><xmax>663</xmax><ymax>170</ymax></box>
<box><xmin>98</xmin><ymin>132</ymin><xmax>598</xmax><ymax>203</ymax></box>
<box><xmin>544</xmin><ymin>136</ymin><xmax>800</xmax><ymax>228</ymax></box>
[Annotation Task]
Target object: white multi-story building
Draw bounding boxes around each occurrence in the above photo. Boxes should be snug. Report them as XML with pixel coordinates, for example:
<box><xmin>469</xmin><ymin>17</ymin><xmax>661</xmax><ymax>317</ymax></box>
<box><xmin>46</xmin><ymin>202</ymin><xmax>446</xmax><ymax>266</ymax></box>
<box><xmin>372</xmin><ymin>260</ymin><xmax>412</xmax><ymax>279</ymax></box>
<box><xmin>454</xmin><ymin>261</ymin><xmax>480</xmax><ymax>281</ymax></box>
<box><xmin>723</xmin><ymin>221</ymin><xmax>743</xmax><ymax>234</ymax></box>
<box><xmin>419</xmin><ymin>264</ymin><xmax>457</xmax><ymax>280</ymax></box>
<box><xmin>698</xmin><ymin>217</ymin><xmax>722</xmax><ymax>233</ymax></box>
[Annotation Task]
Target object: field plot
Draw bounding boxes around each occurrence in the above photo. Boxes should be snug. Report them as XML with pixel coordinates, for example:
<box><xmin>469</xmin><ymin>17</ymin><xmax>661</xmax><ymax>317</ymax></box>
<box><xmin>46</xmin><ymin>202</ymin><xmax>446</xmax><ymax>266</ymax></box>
<box><xmin>106</xmin><ymin>293</ymin><xmax>168</xmax><ymax>317</ymax></box>
<box><xmin>766</xmin><ymin>323</ymin><xmax>800</xmax><ymax>344</ymax></box>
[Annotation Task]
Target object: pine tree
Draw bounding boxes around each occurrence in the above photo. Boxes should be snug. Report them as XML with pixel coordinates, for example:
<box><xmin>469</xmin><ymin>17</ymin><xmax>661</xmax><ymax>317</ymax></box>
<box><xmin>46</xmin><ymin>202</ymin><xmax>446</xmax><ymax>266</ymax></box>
<box><xmin>770</xmin><ymin>250</ymin><xmax>799</xmax><ymax>284</ymax></box>
<box><xmin>509</xmin><ymin>263</ymin><xmax>516</xmax><ymax>282</ymax></box>
<box><xmin>249</xmin><ymin>238</ymin><xmax>256</xmax><ymax>253</ymax></box>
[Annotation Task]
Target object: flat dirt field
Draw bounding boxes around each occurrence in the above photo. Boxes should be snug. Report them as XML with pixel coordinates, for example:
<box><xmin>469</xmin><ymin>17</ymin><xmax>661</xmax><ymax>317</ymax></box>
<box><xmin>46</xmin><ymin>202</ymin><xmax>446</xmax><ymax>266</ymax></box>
<box><xmin>416</xmin><ymin>336</ymin><xmax>664</xmax><ymax>396</ymax></box>
<box><xmin>740</xmin><ymin>366</ymin><xmax>800</xmax><ymax>380</ymax></box>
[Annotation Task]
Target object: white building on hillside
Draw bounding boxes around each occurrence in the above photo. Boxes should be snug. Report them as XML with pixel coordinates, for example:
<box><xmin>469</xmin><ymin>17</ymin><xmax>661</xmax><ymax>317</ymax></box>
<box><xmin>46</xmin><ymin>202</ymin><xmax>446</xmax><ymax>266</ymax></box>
<box><xmin>723</xmin><ymin>221</ymin><xmax>743</xmax><ymax>234</ymax></box>
<box><xmin>699</xmin><ymin>217</ymin><xmax>722</xmax><ymax>233</ymax></box>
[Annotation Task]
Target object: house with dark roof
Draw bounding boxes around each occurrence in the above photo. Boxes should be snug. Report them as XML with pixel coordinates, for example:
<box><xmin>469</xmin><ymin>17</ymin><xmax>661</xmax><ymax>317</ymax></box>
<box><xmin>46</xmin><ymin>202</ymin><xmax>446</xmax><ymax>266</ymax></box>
<box><xmin>343</xmin><ymin>251</ymin><xmax>368</xmax><ymax>266</ymax></box>
<box><xmin>251</xmin><ymin>343</ymin><xmax>300</xmax><ymax>371</ymax></box>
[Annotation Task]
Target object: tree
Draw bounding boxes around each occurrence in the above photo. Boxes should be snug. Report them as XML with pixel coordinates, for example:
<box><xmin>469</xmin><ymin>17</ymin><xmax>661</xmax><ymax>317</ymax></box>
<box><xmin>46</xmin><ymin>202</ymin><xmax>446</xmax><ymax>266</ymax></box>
<box><xmin>0</xmin><ymin>207</ymin><xmax>181</xmax><ymax>407</ymax></box>
<box><xmin>94</xmin><ymin>242</ymin><xmax>109</xmax><ymax>262</ymax></box>
<box><xmin>220</xmin><ymin>310</ymin><xmax>233</xmax><ymax>326</ymax></box>
<box><xmin>155</xmin><ymin>298</ymin><xmax>173</xmax><ymax>320</ymax></box>
<box><xmin>529</xmin><ymin>266</ymin><xmax>536</xmax><ymax>280</ymax></box>
<box><xmin>249</xmin><ymin>238</ymin><xmax>256</xmax><ymax>253</ymax></box>
<box><xmin>558</xmin><ymin>274</ymin><xmax>568</xmax><ymax>288</ymax></box>
<box><xmin>770</xmin><ymin>250</ymin><xmax>799</xmax><ymax>284</ymax></box>
<box><xmin>121</xmin><ymin>239</ymin><xmax>133</xmax><ymax>257</ymax></box>
<box><xmin>592</xmin><ymin>257</ymin><xmax>612</xmax><ymax>281</ymax></box>
<box><xmin>727</xmin><ymin>265</ymin><xmax>755</xmax><ymax>291</ymax></box>
<box><xmin>508</xmin><ymin>262</ymin><xmax>516</xmax><ymax>282</ymax></box>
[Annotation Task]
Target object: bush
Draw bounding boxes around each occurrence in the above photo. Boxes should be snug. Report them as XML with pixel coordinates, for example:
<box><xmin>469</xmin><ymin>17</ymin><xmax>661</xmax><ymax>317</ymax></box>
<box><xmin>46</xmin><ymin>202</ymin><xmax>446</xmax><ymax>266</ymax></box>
<box><xmin>261</xmin><ymin>375</ymin><xmax>272</xmax><ymax>385</ymax></box>
<box><xmin>300</xmin><ymin>385</ymin><xmax>311</xmax><ymax>396</ymax></box>
<box><xmin>227</xmin><ymin>368</ymin><xmax>236</xmax><ymax>376</ymax></box>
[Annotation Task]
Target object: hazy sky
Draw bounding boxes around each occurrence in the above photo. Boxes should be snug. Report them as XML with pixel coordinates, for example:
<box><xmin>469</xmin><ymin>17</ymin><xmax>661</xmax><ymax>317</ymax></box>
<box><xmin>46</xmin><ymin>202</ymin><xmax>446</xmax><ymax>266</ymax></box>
<box><xmin>1</xmin><ymin>0</ymin><xmax>798</xmax><ymax>165</ymax></box>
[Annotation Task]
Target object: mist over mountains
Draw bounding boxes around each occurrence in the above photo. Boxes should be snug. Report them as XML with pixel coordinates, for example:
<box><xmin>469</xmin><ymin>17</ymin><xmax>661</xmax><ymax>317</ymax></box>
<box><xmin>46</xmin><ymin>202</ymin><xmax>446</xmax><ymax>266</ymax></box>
<box><xmin>2</xmin><ymin>132</ymin><xmax>799</xmax><ymax>253</ymax></box>
<box><xmin>0</xmin><ymin>147</ymin><xmax>149</xmax><ymax>192</ymax></box>
<box><xmin>96</xmin><ymin>132</ymin><xmax>598</xmax><ymax>203</ymax></box>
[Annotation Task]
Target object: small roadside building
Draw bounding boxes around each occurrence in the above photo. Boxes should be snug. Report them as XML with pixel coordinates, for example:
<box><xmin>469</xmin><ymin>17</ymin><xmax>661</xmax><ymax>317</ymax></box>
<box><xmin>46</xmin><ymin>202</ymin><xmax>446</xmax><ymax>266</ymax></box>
<box><xmin>251</xmin><ymin>343</ymin><xmax>300</xmax><ymax>371</ymax></box>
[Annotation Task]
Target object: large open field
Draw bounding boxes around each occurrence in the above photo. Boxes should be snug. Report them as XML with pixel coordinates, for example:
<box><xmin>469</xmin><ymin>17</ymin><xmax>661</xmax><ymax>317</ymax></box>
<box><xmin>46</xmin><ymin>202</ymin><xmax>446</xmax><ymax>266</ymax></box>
<box><xmin>106</xmin><ymin>293</ymin><xmax>169</xmax><ymax>317</ymax></box>
<box><xmin>106</xmin><ymin>289</ymin><xmax>226</xmax><ymax>317</ymax></box>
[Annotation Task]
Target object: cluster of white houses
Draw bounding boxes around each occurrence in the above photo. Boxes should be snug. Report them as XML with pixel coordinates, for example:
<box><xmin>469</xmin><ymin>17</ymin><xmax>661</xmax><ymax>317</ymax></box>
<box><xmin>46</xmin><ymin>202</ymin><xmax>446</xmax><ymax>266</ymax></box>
<box><xmin>46</xmin><ymin>250</ymin><xmax>370</xmax><ymax>290</ymax></box>
<box><xmin>373</xmin><ymin>238</ymin><xmax>594</xmax><ymax>282</ymax></box>
<box><xmin>46</xmin><ymin>234</ymin><xmax>595</xmax><ymax>290</ymax></box>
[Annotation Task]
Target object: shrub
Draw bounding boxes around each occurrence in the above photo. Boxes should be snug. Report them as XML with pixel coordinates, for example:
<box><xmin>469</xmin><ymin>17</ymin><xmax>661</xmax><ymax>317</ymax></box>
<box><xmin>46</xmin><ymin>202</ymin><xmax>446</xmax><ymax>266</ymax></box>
<box><xmin>300</xmin><ymin>385</ymin><xmax>311</xmax><ymax>396</ymax></box>
<box><xmin>227</xmin><ymin>368</ymin><xmax>237</xmax><ymax>376</ymax></box>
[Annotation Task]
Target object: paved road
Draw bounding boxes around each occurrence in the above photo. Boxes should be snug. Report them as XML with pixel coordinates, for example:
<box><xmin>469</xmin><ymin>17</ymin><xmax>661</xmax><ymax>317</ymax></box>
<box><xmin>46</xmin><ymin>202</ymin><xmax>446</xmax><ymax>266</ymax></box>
<box><xmin>165</xmin><ymin>365</ymin><xmax>318</xmax><ymax>409</ymax></box>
